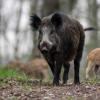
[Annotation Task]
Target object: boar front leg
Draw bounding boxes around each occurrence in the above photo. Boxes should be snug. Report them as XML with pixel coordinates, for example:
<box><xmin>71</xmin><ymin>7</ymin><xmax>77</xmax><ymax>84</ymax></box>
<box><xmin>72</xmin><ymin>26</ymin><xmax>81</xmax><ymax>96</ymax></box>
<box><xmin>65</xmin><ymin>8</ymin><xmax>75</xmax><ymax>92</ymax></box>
<box><xmin>53</xmin><ymin>54</ymin><xmax>63</xmax><ymax>86</ymax></box>
<box><xmin>63</xmin><ymin>62</ymin><xmax>70</xmax><ymax>84</ymax></box>
<box><xmin>48</xmin><ymin>60</ymin><xmax>55</xmax><ymax>76</ymax></box>
<box><xmin>44</xmin><ymin>54</ymin><xmax>55</xmax><ymax>76</ymax></box>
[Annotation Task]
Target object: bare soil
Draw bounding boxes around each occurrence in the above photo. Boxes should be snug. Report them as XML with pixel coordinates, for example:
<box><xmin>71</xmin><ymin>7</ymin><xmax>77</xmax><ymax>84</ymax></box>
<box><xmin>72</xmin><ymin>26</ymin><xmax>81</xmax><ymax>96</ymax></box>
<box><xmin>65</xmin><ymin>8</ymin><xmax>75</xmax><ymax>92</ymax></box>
<box><xmin>0</xmin><ymin>78</ymin><xmax>100</xmax><ymax>100</ymax></box>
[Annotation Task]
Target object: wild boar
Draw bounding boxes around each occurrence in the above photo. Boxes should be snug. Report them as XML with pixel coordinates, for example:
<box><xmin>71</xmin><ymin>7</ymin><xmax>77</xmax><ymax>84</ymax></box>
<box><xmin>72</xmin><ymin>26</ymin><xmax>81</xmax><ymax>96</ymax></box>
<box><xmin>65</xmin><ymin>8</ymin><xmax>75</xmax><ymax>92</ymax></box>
<box><xmin>86</xmin><ymin>48</ymin><xmax>100</xmax><ymax>79</ymax></box>
<box><xmin>30</xmin><ymin>12</ymin><xmax>95</xmax><ymax>85</ymax></box>
<box><xmin>25</xmin><ymin>58</ymin><xmax>49</xmax><ymax>80</ymax></box>
<box><xmin>7</xmin><ymin>58</ymin><xmax>48</xmax><ymax>80</ymax></box>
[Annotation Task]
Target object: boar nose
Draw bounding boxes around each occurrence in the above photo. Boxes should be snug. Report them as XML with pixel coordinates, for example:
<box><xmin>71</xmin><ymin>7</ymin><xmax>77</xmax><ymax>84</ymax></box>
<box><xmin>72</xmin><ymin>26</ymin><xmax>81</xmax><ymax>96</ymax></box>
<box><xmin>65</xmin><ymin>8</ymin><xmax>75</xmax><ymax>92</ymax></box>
<box><xmin>40</xmin><ymin>41</ymin><xmax>52</xmax><ymax>53</ymax></box>
<box><xmin>41</xmin><ymin>47</ymin><xmax>48</xmax><ymax>54</ymax></box>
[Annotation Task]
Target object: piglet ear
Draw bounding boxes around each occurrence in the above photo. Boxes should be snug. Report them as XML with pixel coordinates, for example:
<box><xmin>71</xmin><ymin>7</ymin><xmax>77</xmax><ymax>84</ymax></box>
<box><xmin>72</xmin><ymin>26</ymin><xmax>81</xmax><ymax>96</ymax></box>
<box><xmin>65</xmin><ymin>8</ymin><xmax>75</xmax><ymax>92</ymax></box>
<box><xmin>51</xmin><ymin>13</ymin><xmax>62</xmax><ymax>28</ymax></box>
<box><xmin>30</xmin><ymin>14</ymin><xmax>41</xmax><ymax>30</ymax></box>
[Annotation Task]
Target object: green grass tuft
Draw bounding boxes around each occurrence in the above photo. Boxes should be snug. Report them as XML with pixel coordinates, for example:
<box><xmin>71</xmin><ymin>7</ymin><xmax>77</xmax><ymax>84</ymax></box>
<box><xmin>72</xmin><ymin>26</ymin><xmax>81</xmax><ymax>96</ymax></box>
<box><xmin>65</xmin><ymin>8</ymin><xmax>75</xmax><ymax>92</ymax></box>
<box><xmin>0</xmin><ymin>67</ymin><xmax>29</xmax><ymax>80</ymax></box>
<box><xmin>85</xmin><ymin>78</ymin><xmax>100</xmax><ymax>85</ymax></box>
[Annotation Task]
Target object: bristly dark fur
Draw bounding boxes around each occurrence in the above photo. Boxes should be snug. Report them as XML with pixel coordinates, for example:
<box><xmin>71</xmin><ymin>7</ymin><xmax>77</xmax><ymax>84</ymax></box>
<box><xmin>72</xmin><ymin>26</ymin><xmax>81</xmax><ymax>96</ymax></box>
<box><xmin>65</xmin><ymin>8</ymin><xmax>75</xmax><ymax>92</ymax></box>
<box><xmin>30</xmin><ymin>12</ymin><xmax>95</xmax><ymax>85</ymax></box>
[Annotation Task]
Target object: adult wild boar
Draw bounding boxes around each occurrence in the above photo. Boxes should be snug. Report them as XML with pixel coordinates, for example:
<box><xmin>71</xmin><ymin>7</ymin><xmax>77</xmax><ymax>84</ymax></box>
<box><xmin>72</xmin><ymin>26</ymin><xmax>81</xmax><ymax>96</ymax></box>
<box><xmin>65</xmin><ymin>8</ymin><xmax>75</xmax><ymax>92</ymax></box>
<box><xmin>30</xmin><ymin>12</ymin><xmax>95</xmax><ymax>85</ymax></box>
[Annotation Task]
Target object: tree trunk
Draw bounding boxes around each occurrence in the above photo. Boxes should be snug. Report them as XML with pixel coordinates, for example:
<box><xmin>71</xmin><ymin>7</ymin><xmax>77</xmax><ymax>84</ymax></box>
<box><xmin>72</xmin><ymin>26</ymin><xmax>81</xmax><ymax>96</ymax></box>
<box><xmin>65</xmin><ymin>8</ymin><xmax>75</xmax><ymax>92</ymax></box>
<box><xmin>14</xmin><ymin>0</ymin><xmax>23</xmax><ymax>60</ymax></box>
<box><xmin>60</xmin><ymin>0</ymin><xmax>78</xmax><ymax>14</ymax></box>
<box><xmin>42</xmin><ymin>0</ymin><xmax>60</xmax><ymax>16</ymax></box>
<box><xmin>87</xmin><ymin>0</ymin><xmax>98</xmax><ymax>49</ymax></box>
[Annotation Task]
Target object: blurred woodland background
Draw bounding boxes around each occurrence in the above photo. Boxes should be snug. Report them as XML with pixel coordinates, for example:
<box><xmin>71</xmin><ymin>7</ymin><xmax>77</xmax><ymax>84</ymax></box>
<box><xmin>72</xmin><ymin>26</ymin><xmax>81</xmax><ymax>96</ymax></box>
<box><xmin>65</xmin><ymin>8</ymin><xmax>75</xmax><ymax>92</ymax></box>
<box><xmin>0</xmin><ymin>0</ymin><xmax>100</xmax><ymax>80</ymax></box>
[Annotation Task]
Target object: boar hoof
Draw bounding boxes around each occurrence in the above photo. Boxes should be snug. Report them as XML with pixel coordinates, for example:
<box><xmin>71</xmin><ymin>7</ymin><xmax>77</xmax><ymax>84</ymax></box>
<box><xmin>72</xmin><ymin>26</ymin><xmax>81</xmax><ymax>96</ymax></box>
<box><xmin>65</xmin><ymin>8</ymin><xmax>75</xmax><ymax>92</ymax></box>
<box><xmin>74</xmin><ymin>81</ymin><xmax>80</xmax><ymax>85</ymax></box>
<box><xmin>53</xmin><ymin>80</ymin><xmax>59</xmax><ymax>86</ymax></box>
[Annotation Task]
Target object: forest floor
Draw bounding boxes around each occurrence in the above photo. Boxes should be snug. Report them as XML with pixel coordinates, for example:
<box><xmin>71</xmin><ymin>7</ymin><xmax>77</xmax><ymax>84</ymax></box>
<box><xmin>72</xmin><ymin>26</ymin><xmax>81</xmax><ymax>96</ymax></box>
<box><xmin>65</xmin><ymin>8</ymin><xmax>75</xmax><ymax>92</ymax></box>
<box><xmin>0</xmin><ymin>78</ymin><xmax>100</xmax><ymax>100</ymax></box>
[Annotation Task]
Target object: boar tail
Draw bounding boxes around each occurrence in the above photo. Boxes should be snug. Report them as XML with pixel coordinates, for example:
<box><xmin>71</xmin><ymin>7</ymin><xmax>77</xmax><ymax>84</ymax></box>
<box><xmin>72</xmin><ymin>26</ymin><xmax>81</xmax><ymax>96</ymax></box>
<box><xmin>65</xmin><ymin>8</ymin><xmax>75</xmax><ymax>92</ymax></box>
<box><xmin>84</xmin><ymin>27</ymin><xmax>97</xmax><ymax>31</ymax></box>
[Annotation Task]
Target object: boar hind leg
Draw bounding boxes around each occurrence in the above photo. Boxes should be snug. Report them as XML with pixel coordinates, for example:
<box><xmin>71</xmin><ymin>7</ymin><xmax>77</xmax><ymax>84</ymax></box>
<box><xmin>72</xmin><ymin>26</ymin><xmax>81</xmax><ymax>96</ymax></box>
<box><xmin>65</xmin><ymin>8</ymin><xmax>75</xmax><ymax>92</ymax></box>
<box><xmin>74</xmin><ymin>34</ymin><xmax>85</xmax><ymax>84</ymax></box>
<box><xmin>86</xmin><ymin>60</ymin><xmax>93</xmax><ymax>79</ymax></box>
<box><xmin>94</xmin><ymin>64</ymin><xmax>99</xmax><ymax>79</ymax></box>
<box><xmin>63</xmin><ymin>62</ymin><xmax>70</xmax><ymax>84</ymax></box>
<box><xmin>74</xmin><ymin>57</ymin><xmax>81</xmax><ymax>84</ymax></box>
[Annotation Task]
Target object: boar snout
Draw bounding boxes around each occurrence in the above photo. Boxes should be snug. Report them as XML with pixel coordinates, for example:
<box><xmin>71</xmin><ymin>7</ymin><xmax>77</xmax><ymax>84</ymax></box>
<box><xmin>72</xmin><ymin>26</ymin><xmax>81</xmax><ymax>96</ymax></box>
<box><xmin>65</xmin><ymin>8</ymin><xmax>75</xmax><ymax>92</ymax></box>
<box><xmin>39</xmin><ymin>41</ymin><xmax>52</xmax><ymax>53</ymax></box>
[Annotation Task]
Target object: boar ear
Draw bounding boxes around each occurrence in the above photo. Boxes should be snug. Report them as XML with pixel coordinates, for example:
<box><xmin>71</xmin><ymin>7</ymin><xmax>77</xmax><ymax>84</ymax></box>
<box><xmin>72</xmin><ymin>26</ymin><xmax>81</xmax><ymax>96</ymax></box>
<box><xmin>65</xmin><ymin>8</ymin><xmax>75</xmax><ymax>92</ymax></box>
<box><xmin>30</xmin><ymin>14</ymin><xmax>41</xmax><ymax>30</ymax></box>
<box><xmin>51</xmin><ymin>13</ymin><xmax>62</xmax><ymax>28</ymax></box>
